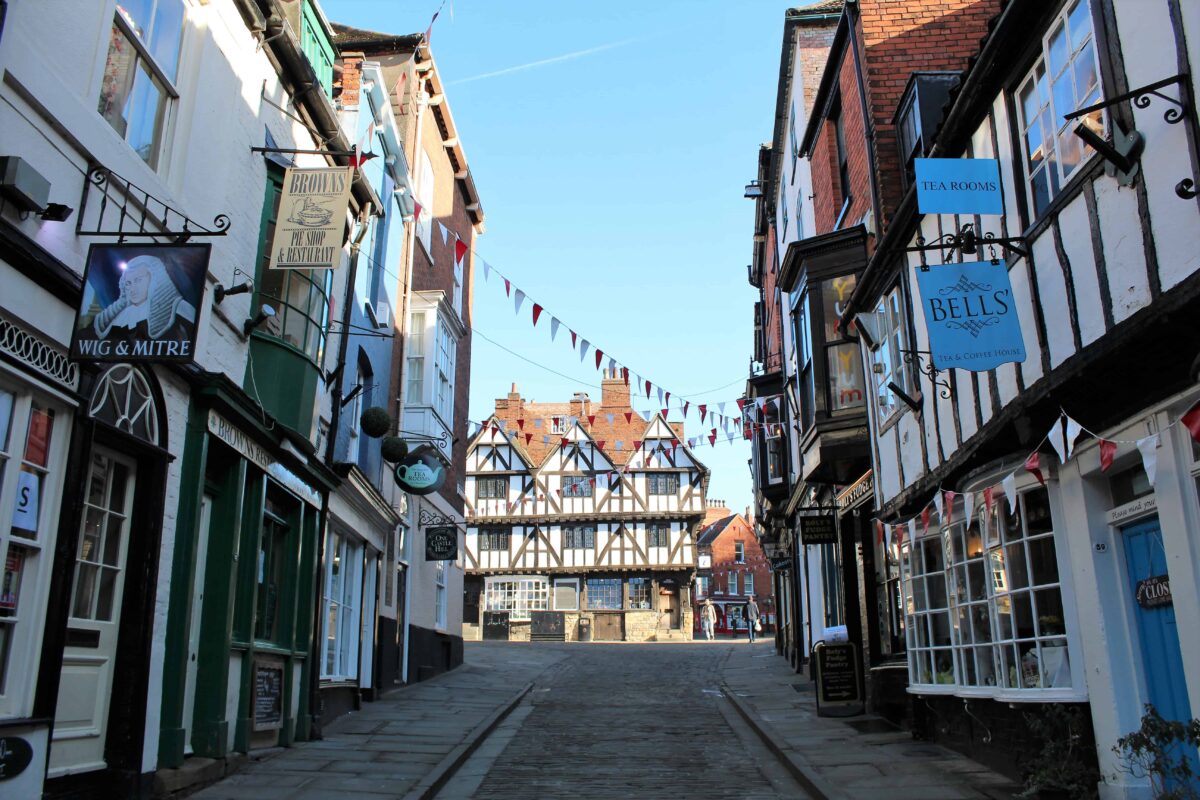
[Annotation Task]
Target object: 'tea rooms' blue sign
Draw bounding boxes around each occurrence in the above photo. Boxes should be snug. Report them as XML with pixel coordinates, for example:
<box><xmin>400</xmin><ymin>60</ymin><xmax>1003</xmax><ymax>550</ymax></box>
<box><xmin>914</xmin><ymin>158</ymin><xmax>1003</xmax><ymax>215</ymax></box>
<box><xmin>915</xmin><ymin>260</ymin><xmax>1026</xmax><ymax>372</ymax></box>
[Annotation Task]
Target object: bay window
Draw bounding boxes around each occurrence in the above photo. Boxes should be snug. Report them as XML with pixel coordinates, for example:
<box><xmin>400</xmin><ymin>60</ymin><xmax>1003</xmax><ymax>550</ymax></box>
<box><xmin>901</xmin><ymin>485</ymin><xmax>1073</xmax><ymax>696</ymax></box>
<box><xmin>406</xmin><ymin>312</ymin><xmax>425</xmax><ymax>404</ymax></box>
<box><xmin>791</xmin><ymin>289</ymin><xmax>815</xmax><ymax>430</ymax></box>
<box><xmin>98</xmin><ymin>0</ymin><xmax>184</xmax><ymax>170</ymax></box>
<box><xmin>1016</xmin><ymin>0</ymin><xmax>1104</xmax><ymax>217</ymax></box>
<box><xmin>823</xmin><ymin>276</ymin><xmax>866</xmax><ymax>413</ymax></box>
<box><xmin>484</xmin><ymin>576</ymin><xmax>548</xmax><ymax>621</ymax></box>
<box><xmin>435</xmin><ymin>317</ymin><xmax>455</xmax><ymax>424</ymax></box>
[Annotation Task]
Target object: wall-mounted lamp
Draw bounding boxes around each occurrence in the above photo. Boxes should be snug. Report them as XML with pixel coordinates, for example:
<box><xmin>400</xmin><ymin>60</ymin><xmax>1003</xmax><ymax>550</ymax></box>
<box><xmin>887</xmin><ymin>381</ymin><xmax>923</xmax><ymax>415</ymax></box>
<box><xmin>743</xmin><ymin>180</ymin><xmax>763</xmax><ymax>199</ymax></box>
<box><xmin>39</xmin><ymin>203</ymin><xmax>74</xmax><ymax>222</ymax></box>
<box><xmin>214</xmin><ymin>281</ymin><xmax>253</xmax><ymax>304</ymax></box>
<box><xmin>243</xmin><ymin>304</ymin><xmax>276</xmax><ymax>336</ymax></box>
<box><xmin>1072</xmin><ymin>122</ymin><xmax>1143</xmax><ymax>177</ymax></box>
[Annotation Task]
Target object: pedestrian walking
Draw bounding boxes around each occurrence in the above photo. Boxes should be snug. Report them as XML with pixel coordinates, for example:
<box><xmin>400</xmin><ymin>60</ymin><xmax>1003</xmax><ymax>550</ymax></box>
<box><xmin>745</xmin><ymin>596</ymin><xmax>761</xmax><ymax>643</ymax></box>
<box><xmin>701</xmin><ymin>598</ymin><xmax>717</xmax><ymax>640</ymax></box>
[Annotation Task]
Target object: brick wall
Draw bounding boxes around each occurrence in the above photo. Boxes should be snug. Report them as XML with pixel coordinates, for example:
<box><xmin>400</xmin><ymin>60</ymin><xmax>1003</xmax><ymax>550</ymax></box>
<box><xmin>857</xmin><ymin>0</ymin><xmax>1000</xmax><ymax>230</ymax></box>
<box><xmin>706</xmin><ymin>515</ymin><xmax>774</xmax><ymax>609</ymax></box>
<box><xmin>809</xmin><ymin>1</ymin><xmax>1000</xmax><ymax>235</ymax></box>
<box><xmin>796</xmin><ymin>23</ymin><xmax>838</xmax><ymax>117</ymax></box>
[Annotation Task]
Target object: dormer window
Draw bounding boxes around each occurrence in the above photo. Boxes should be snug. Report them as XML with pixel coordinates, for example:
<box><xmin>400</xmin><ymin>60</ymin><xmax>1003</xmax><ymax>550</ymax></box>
<box><xmin>894</xmin><ymin>73</ymin><xmax>961</xmax><ymax>189</ymax></box>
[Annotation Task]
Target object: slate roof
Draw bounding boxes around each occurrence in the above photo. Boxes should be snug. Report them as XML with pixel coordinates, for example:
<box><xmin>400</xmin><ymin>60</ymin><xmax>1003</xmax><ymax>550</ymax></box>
<box><xmin>697</xmin><ymin>515</ymin><xmax>736</xmax><ymax>547</ymax></box>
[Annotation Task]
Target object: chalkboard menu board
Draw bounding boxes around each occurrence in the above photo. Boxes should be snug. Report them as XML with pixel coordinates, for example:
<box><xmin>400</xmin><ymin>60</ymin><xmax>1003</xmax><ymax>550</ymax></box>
<box><xmin>800</xmin><ymin>515</ymin><xmax>837</xmax><ymax>546</ymax></box>
<box><xmin>254</xmin><ymin>660</ymin><xmax>284</xmax><ymax>731</ymax></box>
<box><xmin>814</xmin><ymin>641</ymin><xmax>863</xmax><ymax>717</ymax></box>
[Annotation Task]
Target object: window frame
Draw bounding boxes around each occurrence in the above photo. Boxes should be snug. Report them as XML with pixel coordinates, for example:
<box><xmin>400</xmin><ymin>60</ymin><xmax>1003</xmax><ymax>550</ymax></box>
<box><xmin>553</xmin><ymin>577</ymin><xmax>580</xmax><ymax>611</ymax></box>
<box><xmin>406</xmin><ymin>311</ymin><xmax>426</xmax><ymax>404</ymax></box>
<box><xmin>484</xmin><ymin>576</ymin><xmax>548</xmax><ymax>622</ymax></box>
<box><xmin>478</xmin><ymin>527</ymin><xmax>510</xmax><ymax>552</ymax></box>
<box><xmin>476</xmin><ymin>476</ymin><xmax>507</xmax><ymax>500</ymax></box>
<box><xmin>647</xmin><ymin>523</ymin><xmax>670</xmax><ymax>549</ymax></box>
<box><xmin>900</xmin><ymin>483</ymin><xmax>1079</xmax><ymax>699</ymax></box>
<box><xmin>562</xmin><ymin>524</ymin><xmax>595</xmax><ymax>550</ymax></box>
<box><xmin>562</xmin><ymin>475</ymin><xmax>593</xmax><ymax>498</ymax></box>
<box><xmin>628</xmin><ymin>577</ymin><xmax>651</xmax><ymax>609</ymax></box>
<box><xmin>321</xmin><ymin>528</ymin><xmax>363</xmax><ymax>681</ymax></box>
<box><xmin>586</xmin><ymin>577</ymin><xmax>622</xmax><ymax>610</ymax></box>
<box><xmin>97</xmin><ymin>0</ymin><xmax>185</xmax><ymax>171</ymax></box>
<box><xmin>1013</xmin><ymin>0</ymin><xmax>1105</xmax><ymax>220</ymax></box>
<box><xmin>647</xmin><ymin>472</ymin><xmax>679</xmax><ymax>496</ymax></box>
<box><xmin>870</xmin><ymin>283</ymin><xmax>914</xmax><ymax>427</ymax></box>
<box><xmin>745</xmin><ymin>572</ymin><xmax>755</xmax><ymax>597</ymax></box>
<box><xmin>729</xmin><ymin>571</ymin><xmax>738</xmax><ymax>596</ymax></box>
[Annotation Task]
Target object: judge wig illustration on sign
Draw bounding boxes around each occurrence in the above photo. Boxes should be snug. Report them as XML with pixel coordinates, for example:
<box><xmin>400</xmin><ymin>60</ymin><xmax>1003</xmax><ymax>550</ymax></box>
<box><xmin>71</xmin><ymin>244</ymin><xmax>210</xmax><ymax>363</ymax></box>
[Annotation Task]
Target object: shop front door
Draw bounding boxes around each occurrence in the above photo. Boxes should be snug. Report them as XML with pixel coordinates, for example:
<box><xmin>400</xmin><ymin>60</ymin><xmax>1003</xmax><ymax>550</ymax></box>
<box><xmin>1121</xmin><ymin>517</ymin><xmax>1200</xmax><ymax>788</ymax></box>
<box><xmin>49</xmin><ymin>450</ymin><xmax>136</xmax><ymax>775</ymax></box>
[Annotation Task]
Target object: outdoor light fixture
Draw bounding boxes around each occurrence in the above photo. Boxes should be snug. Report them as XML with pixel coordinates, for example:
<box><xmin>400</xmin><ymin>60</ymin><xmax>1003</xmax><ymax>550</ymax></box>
<box><xmin>887</xmin><ymin>380</ymin><xmax>923</xmax><ymax>415</ymax></box>
<box><xmin>744</xmin><ymin>180</ymin><xmax>763</xmax><ymax>199</ymax></box>
<box><xmin>214</xmin><ymin>281</ymin><xmax>252</xmax><ymax>303</ymax></box>
<box><xmin>1072</xmin><ymin>122</ymin><xmax>1143</xmax><ymax>176</ymax></box>
<box><xmin>243</xmin><ymin>304</ymin><xmax>276</xmax><ymax>336</ymax></box>
<box><xmin>39</xmin><ymin>203</ymin><xmax>74</xmax><ymax>222</ymax></box>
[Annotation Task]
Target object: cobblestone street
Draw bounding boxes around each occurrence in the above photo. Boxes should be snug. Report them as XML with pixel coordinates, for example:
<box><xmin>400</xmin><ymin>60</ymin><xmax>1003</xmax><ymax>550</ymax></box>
<box><xmin>192</xmin><ymin>641</ymin><xmax>1021</xmax><ymax>800</ymax></box>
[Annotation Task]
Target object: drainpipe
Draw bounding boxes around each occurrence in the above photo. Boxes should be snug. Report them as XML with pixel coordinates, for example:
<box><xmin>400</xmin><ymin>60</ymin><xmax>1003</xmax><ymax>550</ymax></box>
<box><xmin>399</xmin><ymin>85</ymin><xmax>430</xmax><ymax>685</ymax></box>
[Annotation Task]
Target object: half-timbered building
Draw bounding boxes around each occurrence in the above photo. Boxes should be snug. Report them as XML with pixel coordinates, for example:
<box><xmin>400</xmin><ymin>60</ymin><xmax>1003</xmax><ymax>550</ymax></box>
<box><xmin>833</xmin><ymin>0</ymin><xmax>1200</xmax><ymax>793</ymax></box>
<box><xmin>462</xmin><ymin>373</ymin><xmax>708</xmax><ymax>642</ymax></box>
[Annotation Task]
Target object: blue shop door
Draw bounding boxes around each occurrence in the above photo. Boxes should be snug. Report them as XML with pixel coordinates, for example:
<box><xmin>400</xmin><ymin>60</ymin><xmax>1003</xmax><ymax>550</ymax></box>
<box><xmin>1122</xmin><ymin>517</ymin><xmax>1200</xmax><ymax>790</ymax></box>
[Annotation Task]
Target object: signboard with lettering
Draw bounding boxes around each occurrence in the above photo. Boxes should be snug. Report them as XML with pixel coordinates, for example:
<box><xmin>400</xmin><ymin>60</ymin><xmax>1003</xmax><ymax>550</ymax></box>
<box><xmin>11</xmin><ymin>471</ymin><xmax>39</xmax><ymax>534</ymax></box>
<box><xmin>0</xmin><ymin>736</ymin><xmax>33</xmax><ymax>780</ymax></box>
<box><xmin>915</xmin><ymin>261</ymin><xmax>1026</xmax><ymax>372</ymax></box>
<box><xmin>253</xmin><ymin>660</ymin><xmax>284</xmax><ymax>731</ymax></box>
<box><xmin>1135</xmin><ymin>575</ymin><xmax>1172</xmax><ymax>609</ymax></box>
<box><xmin>814</xmin><ymin>640</ymin><xmax>863</xmax><ymax>717</ymax></box>
<box><xmin>770</xmin><ymin>556</ymin><xmax>792</xmax><ymax>572</ymax></box>
<box><xmin>914</xmin><ymin>158</ymin><xmax>1003</xmax><ymax>215</ymax></box>
<box><xmin>425</xmin><ymin>526</ymin><xmax>458</xmax><ymax>561</ymax></box>
<box><xmin>71</xmin><ymin>244</ymin><xmax>209</xmax><ymax>363</ymax></box>
<box><xmin>269</xmin><ymin>167</ymin><xmax>354</xmax><ymax>270</ymax></box>
<box><xmin>1105</xmin><ymin>495</ymin><xmax>1157</xmax><ymax>525</ymax></box>
<box><xmin>394</xmin><ymin>445</ymin><xmax>448</xmax><ymax>496</ymax></box>
<box><xmin>800</xmin><ymin>515</ymin><xmax>838</xmax><ymax>546</ymax></box>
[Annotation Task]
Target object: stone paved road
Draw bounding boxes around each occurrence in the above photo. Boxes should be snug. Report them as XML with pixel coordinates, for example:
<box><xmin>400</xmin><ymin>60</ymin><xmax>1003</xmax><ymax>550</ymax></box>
<box><xmin>456</xmin><ymin>642</ymin><xmax>807</xmax><ymax>800</ymax></box>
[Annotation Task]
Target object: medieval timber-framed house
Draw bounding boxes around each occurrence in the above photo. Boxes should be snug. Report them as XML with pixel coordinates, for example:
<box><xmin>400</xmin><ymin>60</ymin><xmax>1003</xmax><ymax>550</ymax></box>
<box><xmin>462</xmin><ymin>372</ymin><xmax>709</xmax><ymax>642</ymax></box>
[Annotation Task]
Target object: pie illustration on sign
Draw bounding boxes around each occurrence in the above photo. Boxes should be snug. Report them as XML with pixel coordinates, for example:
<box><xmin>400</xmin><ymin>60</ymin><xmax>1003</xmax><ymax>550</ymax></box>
<box><xmin>288</xmin><ymin>196</ymin><xmax>334</xmax><ymax>227</ymax></box>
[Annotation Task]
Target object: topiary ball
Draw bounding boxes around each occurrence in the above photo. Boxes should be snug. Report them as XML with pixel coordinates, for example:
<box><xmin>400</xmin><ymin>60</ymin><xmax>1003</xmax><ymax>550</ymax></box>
<box><xmin>380</xmin><ymin>436</ymin><xmax>409</xmax><ymax>463</ymax></box>
<box><xmin>359</xmin><ymin>406</ymin><xmax>392</xmax><ymax>438</ymax></box>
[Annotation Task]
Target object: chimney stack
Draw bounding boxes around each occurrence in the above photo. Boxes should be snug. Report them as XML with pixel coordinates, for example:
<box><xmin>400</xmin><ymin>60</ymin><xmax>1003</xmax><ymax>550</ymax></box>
<box><xmin>600</xmin><ymin>370</ymin><xmax>631</xmax><ymax>410</ymax></box>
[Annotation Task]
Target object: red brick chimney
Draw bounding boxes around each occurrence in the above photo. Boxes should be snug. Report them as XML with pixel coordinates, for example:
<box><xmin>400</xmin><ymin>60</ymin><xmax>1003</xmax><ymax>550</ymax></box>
<box><xmin>600</xmin><ymin>369</ymin><xmax>631</xmax><ymax>410</ymax></box>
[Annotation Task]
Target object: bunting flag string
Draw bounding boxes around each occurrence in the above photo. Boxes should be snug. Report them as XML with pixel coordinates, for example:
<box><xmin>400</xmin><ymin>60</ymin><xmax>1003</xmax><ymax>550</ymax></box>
<box><xmin>869</xmin><ymin>398</ymin><xmax>1200</xmax><ymax>548</ymax></box>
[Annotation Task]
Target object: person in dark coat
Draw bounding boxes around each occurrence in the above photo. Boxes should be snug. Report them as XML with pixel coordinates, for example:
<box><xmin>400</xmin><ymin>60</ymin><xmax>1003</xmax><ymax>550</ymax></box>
<box><xmin>745</xmin><ymin>596</ymin><xmax>761</xmax><ymax>643</ymax></box>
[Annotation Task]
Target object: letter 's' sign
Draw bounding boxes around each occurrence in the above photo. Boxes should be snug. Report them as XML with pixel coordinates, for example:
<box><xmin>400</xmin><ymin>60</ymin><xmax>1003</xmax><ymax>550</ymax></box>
<box><xmin>915</xmin><ymin>261</ymin><xmax>1026</xmax><ymax>372</ymax></box>
<box><xmin>914</xmin><ymin>158</ymin><xmax>1003</xmax><ymax>215</ymax></box>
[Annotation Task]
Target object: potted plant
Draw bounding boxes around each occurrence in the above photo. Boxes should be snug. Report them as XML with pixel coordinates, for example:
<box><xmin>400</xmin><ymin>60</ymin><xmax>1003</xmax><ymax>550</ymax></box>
<box><xmin>1018</xmin><ymin>704</ymin><xmax>1102</xmax><ymax>799</ymax></box>
<box><xmin>1113</xmin><ymin>704</ymin><xmax>1200</xmax><ymax>799</ymax></box>
<box><xmin>359</xmin><ymin>406</ymin><xmax>392</xmax><ymax>438</ymax></box>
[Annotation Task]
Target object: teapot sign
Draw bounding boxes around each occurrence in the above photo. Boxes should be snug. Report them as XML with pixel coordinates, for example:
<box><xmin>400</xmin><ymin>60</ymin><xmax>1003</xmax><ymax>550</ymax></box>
<box><xmin>392</xmin><ymin>446</ymin><xmax>447</xmax><ymax>496</ymax></box>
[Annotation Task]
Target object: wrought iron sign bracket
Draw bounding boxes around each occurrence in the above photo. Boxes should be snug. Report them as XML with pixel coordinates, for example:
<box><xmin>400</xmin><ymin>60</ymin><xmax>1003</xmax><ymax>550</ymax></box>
<box><xmin>250</xmin><ymin>145</ymin><xmax>359</xmax><ymax>158</ymax></box>
<box><xmin>900</xmin><ymin>349</ymin><xmax>953</xmax><ymax>402</ymax></box>
<box><xmin>77</xmin><ymin>167</ymin><xmax>231</xmax><ymax>243</ymax></box>
<box><xmin>904</xmin><ymin>224</ymin><xmax>1027</xmax><ymax>264</ymax></box>
<box><xmin>1064</xmin><ymin>73</ymin><xmax>1199</xmax><ymax>199</ymax></box>
<box><xmin>397</xmin><ymin>429</ymin><xmax>451</xmax><ymax>449</ymax></box>
<box><xmin>419</xmin><ymin>508</ymin><xmax>458</xmax><ymax>527</ymax></box>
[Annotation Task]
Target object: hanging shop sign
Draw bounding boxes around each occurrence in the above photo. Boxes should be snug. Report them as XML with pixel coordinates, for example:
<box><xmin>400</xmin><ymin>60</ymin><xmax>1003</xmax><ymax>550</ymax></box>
<box><xmin>70</xmin><ymin>243</ymin><xmax>209</xmax><ymax>363</ymax></box>
<box><xmin>800</xmin><ymin>514</ymin><xmax>838</xmax><ymax>546</ymax></box>
<box><xmin>393</xmin><ymin>445</ymin><xmax>448</xmax><ymax>496</ymax></box>
<box><xmin>269</xmin><ymin>167</ymin><xmax>354</xmax><ymax>270</ymax></box>
<box><xmin>1135</xmin><ymin>575</ymin><xmax>1172</xmax><ymax>609</ymax></box>
<box><xmin>0</xmin><ymin>736</ymin><xmax>33</xmax><ymax>781</ymax></box>
<box><xmin>914</xmin><ymin>158</ymin><xmax>1003</xmax><ymax>215</ymax></box>
<box><xmin>915</xmin><ymin>260</ymin><xmax>1026</xmax><ymax>372</ymax></box>
<box><xmin>813</xmin><ymin>640</ymin><xmax>864</xmax><ymax>717</ymax></box>
<box><xmin>697</xmin><ymin>554</ymin><xmax>712</xmax><ymax>570</ymax></box>
<box><xmin>770</xmin><ymin>556</ymin><xmax>792</xmax><ymax>572</ymax></box>
<box><xmin>425</xmin><ymin>526</ymin><xmax>458</xmax><ymax>561</ymax></box>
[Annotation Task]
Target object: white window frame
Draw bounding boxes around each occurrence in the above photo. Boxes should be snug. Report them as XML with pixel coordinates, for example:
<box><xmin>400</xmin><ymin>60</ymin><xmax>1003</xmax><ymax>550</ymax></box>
<box><xmin>322</xmin><ymin>529</ymin><xmax>363</xmax><ymax>681</ymax></box>
<box><xmin>870</xmin><ymin>285</ymin><xmax>913</xmax><ymax>426</ymax></box>
<box><xmin>452</xmin><ymin>255</ymin><xmax>464</xmax><ymax>320</ymax></box>
<box><xmin>406</xmin><ymin>311</ymin><xmax>426</xmax><ymax>404</ymax></box>
<box><xmin>434</xmin><ymin>559</ymin><xmax>447</xmax><ymax>630</ymax></box>
<box><xmin>1015</xmin><ymin>0</ymin><xmax>1104</xmax><ymax>218</ymax></box>
<box><xmin>484</xmin><ymin>575</ymin><xmax>548</xmax><ymax>621</ymax></box>
<box><xmin>900</xmin><ymin>481</ymin><xmax>1080</xmax><ymax>700</ymax></box>
<box><xmin>434</xmin><ymin>316</ymin><xmax>456</xmax><ymax>425</ymax></box>
<box><xmin>729</xmin><ymin>572</ymin><xmax>738</xmax><ymax>596</ymax></box>
<box><xmin>0</xmin><ymin>386</ymin><xmax>69</xmax><ymax>718</ymax></box>
<box><xmin>745</xmin><ymin>572</ymin><xmax>755</xmax><ymax>597</ymax></box>
<box><xmin>416</xmin><ymin>149</ymin><xmax>435</xmax><ymax>258</ymax></box>
<box><xmin>734</xmin><ymin>541</ymin><xmax>745</xmax><ymax>563</ymax></box>
<box><xmin>97</xmin><ymin>0</ymin><xmax>185</xmax><ymax>171</ymax></box>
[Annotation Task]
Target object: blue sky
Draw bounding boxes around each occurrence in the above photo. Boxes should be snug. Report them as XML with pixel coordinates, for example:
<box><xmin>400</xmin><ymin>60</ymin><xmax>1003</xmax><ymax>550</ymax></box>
<box><xmin>325</xmin><ymin>1</ymin><xmax>789</xmax><ymax>512</ymax></box>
